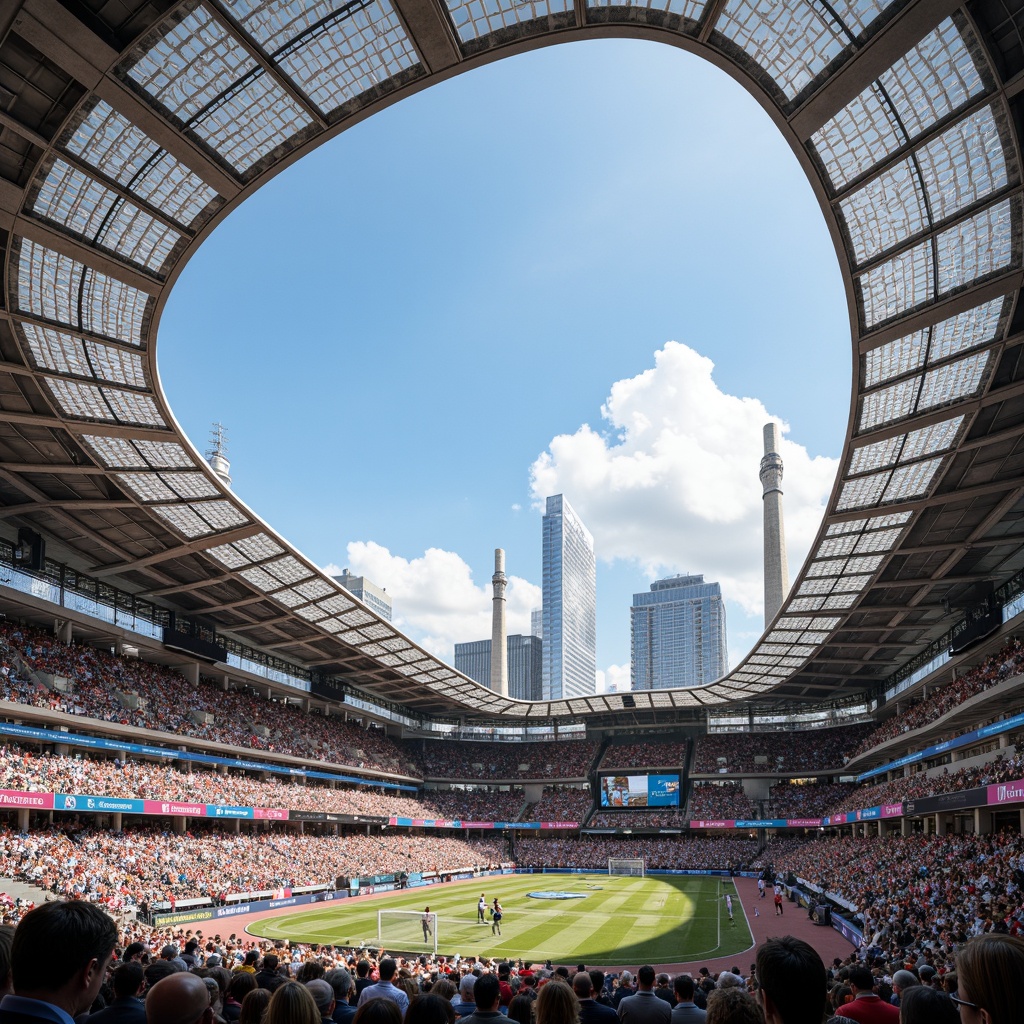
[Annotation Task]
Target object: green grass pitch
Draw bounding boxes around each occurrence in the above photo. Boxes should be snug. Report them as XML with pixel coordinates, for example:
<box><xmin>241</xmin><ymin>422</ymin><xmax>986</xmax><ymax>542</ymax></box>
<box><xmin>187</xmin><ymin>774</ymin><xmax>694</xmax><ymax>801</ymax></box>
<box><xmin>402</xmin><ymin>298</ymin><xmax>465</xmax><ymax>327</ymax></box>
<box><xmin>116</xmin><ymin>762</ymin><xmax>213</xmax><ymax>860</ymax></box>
<box><xmin>249</xmin><ymin>874</ymin><xmax>753</xmax><ymax>966</ymax></box>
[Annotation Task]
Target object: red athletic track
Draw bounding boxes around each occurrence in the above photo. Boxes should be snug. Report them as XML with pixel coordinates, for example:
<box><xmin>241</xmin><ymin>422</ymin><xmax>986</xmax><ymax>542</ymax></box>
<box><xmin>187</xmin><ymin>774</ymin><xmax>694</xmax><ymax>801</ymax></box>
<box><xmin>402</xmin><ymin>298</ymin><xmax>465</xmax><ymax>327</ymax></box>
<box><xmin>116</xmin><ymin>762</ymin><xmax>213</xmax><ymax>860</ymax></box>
<box><xmin>218</xmin><ymin>874</ymin><xmax>853</xmax><ymax>974</ymax></box>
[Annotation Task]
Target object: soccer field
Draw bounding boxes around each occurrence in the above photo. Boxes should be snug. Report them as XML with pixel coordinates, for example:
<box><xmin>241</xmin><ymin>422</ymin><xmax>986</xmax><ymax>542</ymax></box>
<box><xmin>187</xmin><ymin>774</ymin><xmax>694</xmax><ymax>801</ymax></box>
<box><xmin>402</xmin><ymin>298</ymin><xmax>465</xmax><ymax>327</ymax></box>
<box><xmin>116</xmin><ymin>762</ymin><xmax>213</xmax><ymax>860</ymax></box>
<box><xmin>248</xmin><ymin>874</ymin><xmax>753</xmax><ymax>966</ymax></box>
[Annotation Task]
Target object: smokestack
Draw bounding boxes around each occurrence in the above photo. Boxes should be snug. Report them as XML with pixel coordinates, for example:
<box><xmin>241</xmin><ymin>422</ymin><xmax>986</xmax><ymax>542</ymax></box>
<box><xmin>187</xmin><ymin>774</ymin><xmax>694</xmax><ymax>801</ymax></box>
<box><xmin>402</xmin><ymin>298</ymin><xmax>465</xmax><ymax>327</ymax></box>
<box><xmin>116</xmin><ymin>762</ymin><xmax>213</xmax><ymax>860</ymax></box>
<box><xmin>760</xmin><ymin>422</ymin><xmax>790</xmax><ymax>626</ymax></box>
<box><xmin>490</xmin><ymin>548</ymin><xmax>508</xmax><ymax>697</ymax></box>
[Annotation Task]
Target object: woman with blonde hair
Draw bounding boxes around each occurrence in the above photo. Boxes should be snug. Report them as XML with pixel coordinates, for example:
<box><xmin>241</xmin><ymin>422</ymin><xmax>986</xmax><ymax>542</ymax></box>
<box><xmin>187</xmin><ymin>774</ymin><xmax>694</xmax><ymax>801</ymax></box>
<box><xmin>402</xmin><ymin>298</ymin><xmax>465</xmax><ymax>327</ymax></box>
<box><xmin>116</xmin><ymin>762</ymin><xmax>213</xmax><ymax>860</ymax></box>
<box><xmin>264</xmin><ymin>981</ymin><xmax>321</xmax><ymax>1024</ymax></box>
<box><xmin>535</xmin><ymin>979</ymin><xmax>579</xmax><ymax>1024</ymax></box>
<box><xmin>954</xmin><ymin>934</ymin><xmax>1024</xmax><ymax>1024</ymax></box>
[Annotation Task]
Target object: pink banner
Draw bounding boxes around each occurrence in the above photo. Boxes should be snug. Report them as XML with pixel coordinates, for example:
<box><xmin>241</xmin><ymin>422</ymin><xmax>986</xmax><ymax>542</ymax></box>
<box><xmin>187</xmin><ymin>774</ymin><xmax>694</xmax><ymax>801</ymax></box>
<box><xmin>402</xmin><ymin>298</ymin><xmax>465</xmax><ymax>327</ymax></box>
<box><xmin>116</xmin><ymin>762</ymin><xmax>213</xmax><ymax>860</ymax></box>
<box><xmin>254</xmin><ymin>807</ymin><xmax>288</xmax><ymax>819</ymax></box>
<box><xmin>690</xmin><ymin>820</ymin><xmax>735</xmax><ymax>829</ymax></box>
<box><xmin>143</xmin><ymin>800</ymin><xmax>206</xmax><ymax>817</ymax></box>
<box><xmin>987</xmin><ymin>778</ymin><xmax>1024</xmax><ymax>805</ymax></box>
<box><xmin>0</xmin><ymin>789</ymin><xmax>53</xmax><ymax>809</ymax></box>
<box><xmin>882</xmin><ymin>803</ymin><xmax>904</xmax><ymax>818</ymax></box>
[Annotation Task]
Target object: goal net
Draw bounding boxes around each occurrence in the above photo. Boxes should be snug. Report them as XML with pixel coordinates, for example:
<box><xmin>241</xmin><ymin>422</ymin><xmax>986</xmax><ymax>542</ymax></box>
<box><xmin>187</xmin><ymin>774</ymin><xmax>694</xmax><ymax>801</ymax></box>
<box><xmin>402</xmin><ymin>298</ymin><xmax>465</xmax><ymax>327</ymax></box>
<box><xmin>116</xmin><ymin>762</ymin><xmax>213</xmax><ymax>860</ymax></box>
<box><xmin>377</xmin><ymin>910</ymin><xmax>438</xmax><ymax>953</ymax></box>
<box><xmin>608</xmin><ymin>857</ymin><xmax>645</xmax><ymax>877</ymax></box>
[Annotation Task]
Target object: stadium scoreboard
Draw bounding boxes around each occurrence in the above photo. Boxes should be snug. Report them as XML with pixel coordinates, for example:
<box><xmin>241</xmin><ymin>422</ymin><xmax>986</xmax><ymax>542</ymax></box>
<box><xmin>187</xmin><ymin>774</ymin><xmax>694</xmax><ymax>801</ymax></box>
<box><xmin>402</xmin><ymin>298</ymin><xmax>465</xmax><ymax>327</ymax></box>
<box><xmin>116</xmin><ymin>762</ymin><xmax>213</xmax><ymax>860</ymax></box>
<box><xmin>598</xmin><ymin>773</ymin><xmax>680</xmax><ymax>807</ymax></box>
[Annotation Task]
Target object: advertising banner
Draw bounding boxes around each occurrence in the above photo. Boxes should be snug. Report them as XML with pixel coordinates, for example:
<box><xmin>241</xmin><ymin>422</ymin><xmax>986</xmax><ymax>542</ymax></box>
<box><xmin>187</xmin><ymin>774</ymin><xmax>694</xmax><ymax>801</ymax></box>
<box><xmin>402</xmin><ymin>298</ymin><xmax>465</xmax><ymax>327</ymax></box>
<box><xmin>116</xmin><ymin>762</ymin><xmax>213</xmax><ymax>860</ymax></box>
<box><xmin>142</xmin><ymin>800</ymin><xmax>206</xmax><ymax>817</ymax></box>
<box><xmin>254</xmin><ymin>807</ymin><xmax>289</xmax><ymax>820</ymax></box>
<box><xmin>987</xmin><ymin>777</ymin><xmax>1024</xmax><ymax>805</ymax></box>
<box><xmin>55</xmin><ymin>794</ymin><xmax>144</xmax><ymax>814</ymax></box>
<box><xmin>207</xmin><ymin>804</ymin><xmax>254</xmax><ymax>819</ymax></box>
<box><xmin>0</xmin><ymin>789</ymin><xmax>53</xmax><ymax>810</ymax></box>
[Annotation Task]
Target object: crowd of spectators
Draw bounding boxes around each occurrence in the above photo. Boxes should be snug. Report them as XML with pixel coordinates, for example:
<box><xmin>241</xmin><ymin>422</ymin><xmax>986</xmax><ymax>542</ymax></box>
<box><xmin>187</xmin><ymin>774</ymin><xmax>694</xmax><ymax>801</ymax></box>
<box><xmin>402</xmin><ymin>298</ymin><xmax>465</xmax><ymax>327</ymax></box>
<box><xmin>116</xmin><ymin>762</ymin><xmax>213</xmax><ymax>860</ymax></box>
<box><xmin>849</xmin><ymin>637</ymin><xmax>1024</xmax><ymax>760</ymax></box>
<box><xmin>0</xmin><ymin>747</ymin><xmax>598</xmax><ymax>824</ymax></box>
<box><xmin>587</xmin><ymin>810</ymin><xmax>687</xmax><ymax>827</ymax></box>
<box><xmin>688</xmin><ymin>782</ymin><xmax>758</xmax><ymax>819</ymax></box>
<box><xmin>825</xmin><ymin>749</ymin><xmax>1024</xmax><ymax>817</ymax></box>
<box><xmin>767</xmin><ymin>782</ymin><xmax>858</xmax><ymax>819</ymax></box>
<box><xmin>526</xmin><ymin>787</ymin><xmax>591</xmax><ymax>822</ymax></box>
<box><xmin>0</xmin><ymin>825</ymin><xmax>506</xmax><ymax>912</ymax></box>
<box><xmin>417</xmin><ymin>740</ymin><xmax>597</xmax><ymax>780</ymax></box>
<box><xmin>691</xmin><ymin>724</ymin><xmax>873</xmax><ymax>774</ymax></box>
<box><xmin>785</xmin><ymin>830</ymin><xmax>1024</xmax><ymax>963</ymax></box>
<box><xmin>0</xmin><ymin>625</ymin><xmax>419</xmax><ymax>776</ymax></box>
<box><xmin>598</xmin><ymin>739</ymin><xmax>688</xmax><ymax>769</ymax></box>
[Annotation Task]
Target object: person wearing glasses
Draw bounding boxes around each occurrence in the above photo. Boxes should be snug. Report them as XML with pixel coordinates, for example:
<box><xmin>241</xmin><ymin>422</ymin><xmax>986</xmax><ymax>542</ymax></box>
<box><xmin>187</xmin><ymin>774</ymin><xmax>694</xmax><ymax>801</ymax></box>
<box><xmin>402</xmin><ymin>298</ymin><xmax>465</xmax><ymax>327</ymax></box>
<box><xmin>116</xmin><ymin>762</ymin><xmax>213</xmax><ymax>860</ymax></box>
<box><xmin>951</xmin><ymin>934</ymin><xmax>1024</xmax><ymax>1024</ymax></box>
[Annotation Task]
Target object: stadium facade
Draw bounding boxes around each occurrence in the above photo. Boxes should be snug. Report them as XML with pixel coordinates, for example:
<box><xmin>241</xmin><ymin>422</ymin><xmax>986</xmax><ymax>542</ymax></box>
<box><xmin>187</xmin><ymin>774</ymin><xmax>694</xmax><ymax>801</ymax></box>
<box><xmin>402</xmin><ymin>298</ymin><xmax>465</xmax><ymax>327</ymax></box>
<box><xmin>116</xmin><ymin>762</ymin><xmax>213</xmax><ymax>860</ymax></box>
<box><xmin>0</xmin><ymin>0</ymin><xmax>1021</xmax><ymax>735</ymax></box>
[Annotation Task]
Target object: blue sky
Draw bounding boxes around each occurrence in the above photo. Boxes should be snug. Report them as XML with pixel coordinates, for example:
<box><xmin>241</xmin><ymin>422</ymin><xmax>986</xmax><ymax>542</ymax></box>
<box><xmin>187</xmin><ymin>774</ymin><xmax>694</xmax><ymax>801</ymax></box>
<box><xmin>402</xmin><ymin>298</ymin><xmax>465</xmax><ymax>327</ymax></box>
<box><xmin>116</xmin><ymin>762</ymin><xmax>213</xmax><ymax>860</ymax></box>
<box><xmin>158</xmin><ymin>37</ymin><xmax>851</xmax><ymax>689</ymax></box>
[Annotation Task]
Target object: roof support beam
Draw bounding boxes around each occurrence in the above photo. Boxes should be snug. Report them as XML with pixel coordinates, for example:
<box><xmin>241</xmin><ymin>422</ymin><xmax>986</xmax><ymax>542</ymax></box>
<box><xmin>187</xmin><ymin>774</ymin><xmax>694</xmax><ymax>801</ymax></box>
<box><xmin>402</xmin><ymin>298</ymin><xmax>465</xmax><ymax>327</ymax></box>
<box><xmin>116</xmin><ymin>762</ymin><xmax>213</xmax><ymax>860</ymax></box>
<box><xmin>389</xmin><ymin>0</ymin><xmax>462</xmax><ymax>71</ymax></box>
<box><xmin>93</xmin><ymin>524</ymin><xmax>263</xmax><ymax>577</ymax></box>
<box><xmin>789</xmin><ymin>0</ymin><xmax>962</xmax><ymax>140</ymax></box>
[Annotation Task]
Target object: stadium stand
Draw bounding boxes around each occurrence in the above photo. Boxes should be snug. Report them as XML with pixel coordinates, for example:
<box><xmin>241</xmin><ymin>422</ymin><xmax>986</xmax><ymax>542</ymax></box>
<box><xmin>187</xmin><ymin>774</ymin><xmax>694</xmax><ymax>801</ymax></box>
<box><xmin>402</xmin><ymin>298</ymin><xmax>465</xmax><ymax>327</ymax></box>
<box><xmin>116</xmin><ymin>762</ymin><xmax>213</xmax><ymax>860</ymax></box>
<box><xmin>691</xmin><ymin>726</ymin><xmax>873</xmax><ymax>774</ymax></box>
<box><xmin>847</xmin><ymin>639</ymin><xmax>1024</xmax><ymax>761</ymax></box>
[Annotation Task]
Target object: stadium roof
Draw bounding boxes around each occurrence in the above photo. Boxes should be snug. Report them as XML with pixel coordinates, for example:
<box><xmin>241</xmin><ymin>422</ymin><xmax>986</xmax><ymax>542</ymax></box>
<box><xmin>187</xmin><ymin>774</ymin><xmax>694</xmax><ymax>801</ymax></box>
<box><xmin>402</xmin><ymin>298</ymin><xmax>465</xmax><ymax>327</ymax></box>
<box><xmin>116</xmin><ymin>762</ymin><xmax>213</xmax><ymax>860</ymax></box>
<box><xmin>1</xmin><ymin>0</ymin><xmax>1024</xmax><ymax>721</ymax></box>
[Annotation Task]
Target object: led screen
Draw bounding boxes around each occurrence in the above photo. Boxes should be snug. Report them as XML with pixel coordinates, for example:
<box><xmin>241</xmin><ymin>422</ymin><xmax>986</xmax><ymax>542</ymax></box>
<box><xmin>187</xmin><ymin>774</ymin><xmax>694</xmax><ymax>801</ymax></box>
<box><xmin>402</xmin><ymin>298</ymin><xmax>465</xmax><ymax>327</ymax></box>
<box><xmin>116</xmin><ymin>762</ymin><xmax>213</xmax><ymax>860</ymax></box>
<box><xmin>599</xmin><ymin>773</ymin><xmax>679</xmax><ymax>808</ymax></box>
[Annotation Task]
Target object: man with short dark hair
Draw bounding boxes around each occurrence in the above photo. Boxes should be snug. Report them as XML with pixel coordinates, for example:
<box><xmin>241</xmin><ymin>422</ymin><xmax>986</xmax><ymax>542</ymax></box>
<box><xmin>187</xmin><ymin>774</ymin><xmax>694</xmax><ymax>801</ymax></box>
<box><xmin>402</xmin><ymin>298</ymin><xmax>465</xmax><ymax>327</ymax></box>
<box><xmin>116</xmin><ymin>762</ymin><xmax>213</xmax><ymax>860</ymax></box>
<box><xmin>0</xmin><ymin>901</ymin><xmax>117</xmax><ymax>1024</ymax></box>
<box><xmin>355</xmin><ymin>958</ymin><xmax>408</xmax><ymax>1014</ymax></box>
<box><xmin>589</xmin><ymin>973</ymin><xmax>612</xmax><ymax>1009</ymax></box>
<box><xmin>146</xmin><ymin>973</ymin><xmax>214</xmax><ymax>1024</ymax></box>
<box><xmin>457</xmin><ymin>975</ymin><xmax>503</xmax><ymax>1024</ymax></box>
<box><xmin>574</xmin><ymin>972</ymin><xmax>617</xmax><ymax>1024</ymax></box>
<box><xmin>755</xmin><ymin>936</ymin><xmax>826</xmax><ymax>1024</ymax></box>
<box><xmin>354</xmin><ymin>961</ymin><xmax>372</xmax><ymax>997</ymax></box>
<box><xmin>670</xmin><ymin>976</ymin><xmax>704</xmax><ymax>1023</ymax></box>
<box><xmin>653</xmin><ymin>976</ymin><xmax>673</xmax><ymax>1006</ymax></box>
<box><xmin>618</xmin><ymin>966</ymin><xmax>671</xmax><ymax>1024</ymax></box>
<box><xmin>87</xmin><ymin>963</ymin><xmax>147</xmax><ymax>1024</ymax></box>
<box><xmin>256</xmin><ymin>955</ymin><xmax>284</xmax><ymax>992</ymax></box>
<box><xmin>834</xmin><ymin>966</ymin><xmax>898</xmax><ymax>1023</ymax></box>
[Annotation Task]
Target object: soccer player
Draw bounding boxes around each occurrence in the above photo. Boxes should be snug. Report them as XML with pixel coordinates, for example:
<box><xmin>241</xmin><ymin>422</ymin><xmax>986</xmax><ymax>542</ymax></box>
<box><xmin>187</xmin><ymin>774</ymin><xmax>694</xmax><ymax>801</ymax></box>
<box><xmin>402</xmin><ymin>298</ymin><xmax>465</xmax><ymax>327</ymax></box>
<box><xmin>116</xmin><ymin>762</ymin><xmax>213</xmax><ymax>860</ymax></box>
<box><xmin>774</xmin><ymin>891</ymin><xmax>784</xmax><ymax>917</ymax></box>
<box><xmin>491</xmin><ymin>898</ymin><xmax>503</xmax><ymax>936</ymax></box>
<box><xmin>478</xmin><ymin>894</ymin><xmax>487</xmax><ymax>923</ymax></box>
<box><xmin>725</xmin><ymin>893</ymin><xmax>735</xmax><ymax>926</ymax></box>
<box><xmin>758</xmin><ymin>877</ymin><xmax>766</xmax><ymax>899</ymax></box>
<box><xmin>422</xmin><ymin>907</ymin><xmax>432</xmax><ymax>942</ymax></box>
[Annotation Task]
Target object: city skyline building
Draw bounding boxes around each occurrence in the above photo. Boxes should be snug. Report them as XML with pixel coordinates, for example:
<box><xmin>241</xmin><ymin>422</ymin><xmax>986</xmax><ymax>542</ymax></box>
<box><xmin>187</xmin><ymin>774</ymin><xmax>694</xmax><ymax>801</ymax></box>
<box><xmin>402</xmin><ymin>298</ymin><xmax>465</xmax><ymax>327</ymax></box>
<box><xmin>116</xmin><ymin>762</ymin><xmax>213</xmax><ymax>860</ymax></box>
<box><xmin>631</xmin><ymin>574</ymin><xmax>728</xmax><ymax>690</ymax></box>
<box><xmin>333</xmin><ymin>569</ymin><xmax>393</xmax><ymax>621</ymax></box>
<box><xmin>454</xmin><ymin>634</ymin><xmax>543</xmax><ymax>701</ymax></box>
<box><xmin>530</xmin><ymin>608</ymin><xmax>543</xmax><ymax>641</ymax></box>
<box><xmin>542</xmin><ymin>494</ymin><xmax>597</xmax><ymax>700</ymax></box>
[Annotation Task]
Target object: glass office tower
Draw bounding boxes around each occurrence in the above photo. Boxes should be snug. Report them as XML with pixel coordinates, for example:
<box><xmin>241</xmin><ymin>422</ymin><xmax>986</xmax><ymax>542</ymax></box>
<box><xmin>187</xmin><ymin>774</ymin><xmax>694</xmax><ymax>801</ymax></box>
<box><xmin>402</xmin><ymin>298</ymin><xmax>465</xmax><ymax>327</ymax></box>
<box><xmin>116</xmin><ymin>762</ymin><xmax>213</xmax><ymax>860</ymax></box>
<box><xmin>542</xmin><ymin>494</ymin><xmax>596</xmax><ymax>700</ymax></box>
<box><xmin>454</xmin><ymin>635</ymin><xmax>543</xmax><ymax>700</ymax></box>
<box><xmin>631</xmin><ymin>574</ymin><xmax>728</xmax><ymax>689</ymax></box>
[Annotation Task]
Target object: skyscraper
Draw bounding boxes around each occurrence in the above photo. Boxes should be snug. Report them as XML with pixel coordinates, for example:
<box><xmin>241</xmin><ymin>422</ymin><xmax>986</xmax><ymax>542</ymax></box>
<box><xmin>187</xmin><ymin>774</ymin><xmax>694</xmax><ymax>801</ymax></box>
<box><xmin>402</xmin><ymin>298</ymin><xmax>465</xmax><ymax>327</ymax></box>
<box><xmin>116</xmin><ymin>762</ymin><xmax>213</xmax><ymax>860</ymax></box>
<box><xmin>333</xmin><ymin>569</ymin><xmax>392</xmax><ymax>621</ymax></box>
<box><xmin>454</xmin><ymin>635</ymin><xmax>543</xmax><ymax>701</ymax></box>
<box><xmin>631</xmin><ymin>574</ymin><xmax>728</xmax><ymax>690</ymax></box>
<box><xmin>541</xmin><ymin>494</ymin><xmax>596</xmax><ymax>700</ymax></box>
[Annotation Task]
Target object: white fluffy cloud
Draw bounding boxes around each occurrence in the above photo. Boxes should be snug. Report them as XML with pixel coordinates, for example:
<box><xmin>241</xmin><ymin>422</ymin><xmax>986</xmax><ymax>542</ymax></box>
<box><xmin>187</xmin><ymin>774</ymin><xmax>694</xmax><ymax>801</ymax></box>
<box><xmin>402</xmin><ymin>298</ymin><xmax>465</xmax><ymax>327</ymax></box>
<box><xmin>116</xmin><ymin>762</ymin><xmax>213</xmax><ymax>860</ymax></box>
<box><xmin>595</xmin><ymin>664</ymin><xmax>631</xmax><ymax>693</ymax></box>
<box><xmin>529</xmin><ymin>341</ymin><xmax>838</xmax><ymax>617</ymax></box>
<box><xmin>327</xmin><ymin>543</ymin><xmax>541</xmax><ymax>661</ymax></box>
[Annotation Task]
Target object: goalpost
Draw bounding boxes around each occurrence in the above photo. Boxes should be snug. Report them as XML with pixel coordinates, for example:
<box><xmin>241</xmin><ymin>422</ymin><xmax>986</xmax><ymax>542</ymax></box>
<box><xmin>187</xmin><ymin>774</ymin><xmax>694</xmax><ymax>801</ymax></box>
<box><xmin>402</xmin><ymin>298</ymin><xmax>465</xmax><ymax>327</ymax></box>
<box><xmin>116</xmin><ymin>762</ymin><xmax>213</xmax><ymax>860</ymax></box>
<box><xmin>377</xmin><ymin>910</ymin><xmax>438</xmax><ymax>953</ymax></box>
<box><xmin>608</xmin><ymin>857</ymin><xmax>646</xmax><ymax>877</ymax></box>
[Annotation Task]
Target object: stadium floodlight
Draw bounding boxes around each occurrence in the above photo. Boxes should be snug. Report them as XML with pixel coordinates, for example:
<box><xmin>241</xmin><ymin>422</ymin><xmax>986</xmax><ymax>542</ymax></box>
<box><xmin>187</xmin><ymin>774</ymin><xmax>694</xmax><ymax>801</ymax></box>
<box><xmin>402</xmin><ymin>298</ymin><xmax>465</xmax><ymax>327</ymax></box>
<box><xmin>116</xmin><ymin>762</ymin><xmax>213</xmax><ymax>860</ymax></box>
<box><xmin>608</xmin><ymin>857</ymin><xmax>645</xmax><ymax>877</ymax></box>
<box><xmin>377</xmin><ymin>909</ymin><xmax>438</xmax><ymax>953</ymax></box>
